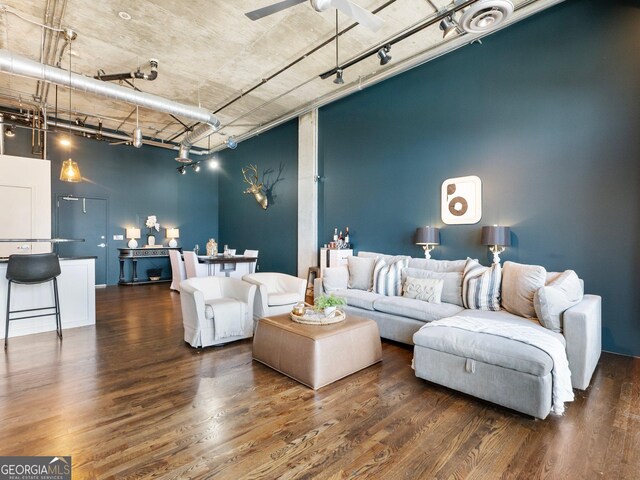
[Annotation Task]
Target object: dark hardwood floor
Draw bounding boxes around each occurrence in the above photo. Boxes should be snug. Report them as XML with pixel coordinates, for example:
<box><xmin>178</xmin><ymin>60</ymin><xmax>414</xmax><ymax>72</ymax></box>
<box><xmin>1</xmin><ymin>284</ymin><xmax>639</xmax><ymax>479</ymax></box>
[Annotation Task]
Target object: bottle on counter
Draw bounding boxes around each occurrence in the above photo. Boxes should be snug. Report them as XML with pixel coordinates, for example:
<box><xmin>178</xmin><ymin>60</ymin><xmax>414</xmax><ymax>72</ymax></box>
<box><xmin>333</xmin><ymin>228</ymin><xmax>338</xmax><ymax>243</ymax></box>
<box><xmin>345</xmin><ymin>227</ymin><xmax>350</xmax><ymax>246</ymax></box>
<box><xmin>194</xmin><ymin>244</ymin><xmax>200</xmax><ymax>255</ymax></box>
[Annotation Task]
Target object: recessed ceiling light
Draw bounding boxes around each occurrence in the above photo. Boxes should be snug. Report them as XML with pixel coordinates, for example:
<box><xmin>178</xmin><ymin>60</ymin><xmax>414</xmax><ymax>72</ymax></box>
<box><xmin>118</xmin><ymin>11</ymin><xmax>132</xmax><ymax>21</ymax></box>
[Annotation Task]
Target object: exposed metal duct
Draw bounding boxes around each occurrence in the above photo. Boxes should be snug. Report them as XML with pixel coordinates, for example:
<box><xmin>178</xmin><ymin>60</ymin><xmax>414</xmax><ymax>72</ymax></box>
<box><xmin>175</xmin><ymin>122</ymin><xmax>219</xmax><ymax>162</ymax></box>
<box><xmin>0</xmin><ymin>49</ymin><xmax>220</xmax><ymax>131</ymax></box>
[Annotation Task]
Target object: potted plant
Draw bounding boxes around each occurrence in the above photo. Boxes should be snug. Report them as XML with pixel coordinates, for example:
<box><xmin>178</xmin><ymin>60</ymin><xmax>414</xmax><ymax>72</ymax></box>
<box><xmin>314</xmin><ymin>294</ymin><xmax>346</xmax><ymax>316</ymax></box>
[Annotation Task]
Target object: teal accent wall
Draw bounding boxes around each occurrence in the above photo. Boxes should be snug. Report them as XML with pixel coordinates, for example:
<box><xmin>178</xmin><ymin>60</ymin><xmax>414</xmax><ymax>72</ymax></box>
<box><xmin>5</xmin><ymin>129</ymin><xmax>219</xmax><ymax>285</ymax></box>
<box><xmin>217</xmin><ymin>120</ymin><xmax>298</xmax><ymax>275</ymax></box>
<box><xmin>319</xmin><ymin>0</ymin><xmax>640</xmax><ymax>355</ymax></box>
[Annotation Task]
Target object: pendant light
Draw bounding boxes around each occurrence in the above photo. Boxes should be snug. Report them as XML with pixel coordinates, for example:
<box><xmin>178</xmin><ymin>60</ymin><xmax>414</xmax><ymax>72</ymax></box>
<box><xmin>60</xmin><ymin>29</ymin><xmax>81</xmax><ymax>183</ymax></box>
<box><xmin>333</xmin><ymin>11</ymin><xmax>344</xmax><ymax>85</ymax></box>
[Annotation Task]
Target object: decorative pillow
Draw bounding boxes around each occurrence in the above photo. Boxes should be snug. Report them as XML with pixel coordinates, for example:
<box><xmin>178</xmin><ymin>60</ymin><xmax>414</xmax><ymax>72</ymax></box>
<box><xmin>322</xmin><ymin>266</ymin><xmax>349</xmax><ymax>293</ymax></box>
<box><xmin>407</xmin><ymin>258</ymin><xmax>468</xmax><ymax>273</ymax></box>
<box><xmin>373</xmin><ymin>257</ymin><xmax>409</xmax><ymax>296</ymax></box>
<box><xmin>401</xmin><ymin>267</ymin><xmax>463</xmax><ymax>306</ymax></box>
<box><xmin>403</xmin><ymin>276</ymin><xmax>444</xmax><ymax>303</ymax></box>
<box><xmin>502</xmin><ymin>261</ymin><xmax>547</xmax><ymax>318</ymax></box>
<box><xmin>462</xmin><ymin>258</ymin><xmax>502</xmax><ymax>311</ymax></box>
<box><xmin>347</xmin><ymin>256</ymin><xmax>376</xmax><ymax>291</ymax></box>
<box><xmin>534</xmin><ymin>270</ymin><xmax>584</xmax><ymax>332</ymax></box>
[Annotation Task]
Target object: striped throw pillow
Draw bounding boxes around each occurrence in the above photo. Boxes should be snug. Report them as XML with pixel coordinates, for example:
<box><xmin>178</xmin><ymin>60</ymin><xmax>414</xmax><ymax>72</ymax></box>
<box><xmin>373</xmin><ymin>257</ymin><xmax>409</xmax><ymax>296</ymax></box>
<box><xmin>462</xmin><ymin>258</ymin><xmax>502</xmax><ymax>311</ymax></box>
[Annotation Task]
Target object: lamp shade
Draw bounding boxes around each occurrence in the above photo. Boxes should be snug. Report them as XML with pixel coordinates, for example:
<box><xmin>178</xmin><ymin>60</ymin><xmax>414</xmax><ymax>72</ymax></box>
<box><xmin>166</xmin><ymin>228</ymin><xmax>179</xmax><ymax>238</ymax></box>
<box><xmin>481</xmin><ymin>226</ymin><xmax>511</xmax><ymax>246</ymax></box>
<box><xmin>60</xmin><ymin>158</ymin><xmax>81</xmax><ymax>182</ymax></box>
<box><xmin>126</xmin><ymin>228</ymin><xmax>141</xmax><ymax>239</ymax></box>
<box><xmin>415</xmin><ymin>227</ymin><xmax>440</xmax><ymax>245</ymax></box>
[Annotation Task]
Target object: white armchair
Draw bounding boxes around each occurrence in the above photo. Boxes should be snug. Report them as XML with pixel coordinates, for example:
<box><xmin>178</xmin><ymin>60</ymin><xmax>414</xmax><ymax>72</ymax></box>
<box><xmin>242</xmin><ymin>272</ymin><xmax>306</xmax><ymax>323</ymax></box>
<box><xmin>179</xmin><ymin>277</ymin><xmax>256</xmax><ymax>347</ymax></box>
<box><xmin>168</xmin><ymin>249</ymin><xmax>186</xmax><ymax>291</ymax></box>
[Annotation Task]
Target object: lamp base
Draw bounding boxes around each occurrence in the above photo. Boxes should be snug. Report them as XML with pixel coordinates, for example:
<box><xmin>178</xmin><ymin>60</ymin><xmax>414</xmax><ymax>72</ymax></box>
<box><xmin>489</xmin><ymin>245</ymin><xmax>506</xmax><ymax>264</ymax></box>
<box><xmin>422</xmin><ymin>244</ymin><xmax>435</xmax><ymax>259</ymax></box>
<box><xmin>127</xmin><ymin>238</ymin><xmax>138</xmax><ymax>248</ymax></box>
<box><xmin>168</xmin><ymin>238</ymin><xmax>178</xmax><ymax>248</ymax></box>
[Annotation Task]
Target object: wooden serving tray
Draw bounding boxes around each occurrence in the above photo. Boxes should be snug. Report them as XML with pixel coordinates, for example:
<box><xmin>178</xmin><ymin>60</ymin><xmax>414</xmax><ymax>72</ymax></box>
<box><xmin>290</xmin><ymin>309</ymin><xmax>346</xmax><ymax>325</ymax></box>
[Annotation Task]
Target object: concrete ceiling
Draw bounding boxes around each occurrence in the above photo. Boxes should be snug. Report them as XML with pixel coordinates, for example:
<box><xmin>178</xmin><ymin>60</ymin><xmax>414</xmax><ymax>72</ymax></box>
<box><xmin>0</xmin><ymin>0</ymin><xmax>561</xmax><ymax>154</ymax></box>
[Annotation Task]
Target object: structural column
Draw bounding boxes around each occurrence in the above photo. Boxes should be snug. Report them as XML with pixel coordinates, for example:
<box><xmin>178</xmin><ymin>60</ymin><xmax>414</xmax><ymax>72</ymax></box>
<box><xmin>297</xmin><ymin>110</ymin><xmax>319</xmax><ymax>278</ymax></box>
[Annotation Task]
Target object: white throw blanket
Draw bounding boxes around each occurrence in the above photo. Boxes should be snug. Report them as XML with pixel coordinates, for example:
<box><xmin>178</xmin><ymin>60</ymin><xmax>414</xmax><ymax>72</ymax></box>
<box><xmin>421</xmin><ymin>315</ymin><xmax>574</xmax><ymax>415</ymax></box>
<box><xmin>207</xmin><ymin>299</ymin><xmax>245</xmax><ymax>340</ymax></box>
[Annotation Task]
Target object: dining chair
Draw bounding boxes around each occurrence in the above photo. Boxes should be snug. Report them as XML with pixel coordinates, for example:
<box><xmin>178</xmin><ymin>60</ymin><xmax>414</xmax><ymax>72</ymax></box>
<box><xmin>243</xmin><ymin>249</ymin><xmax>259</xmax><ymax>274</ymax></box>
<box><xmin>168</xmin><ymin>250</ymin><xmax>187</xmax><ymax>291</ymax></box>
<box><xmin>183</xmin><ymin>251</ymin><xmax>208</xmax><ymax>279</ymax></box>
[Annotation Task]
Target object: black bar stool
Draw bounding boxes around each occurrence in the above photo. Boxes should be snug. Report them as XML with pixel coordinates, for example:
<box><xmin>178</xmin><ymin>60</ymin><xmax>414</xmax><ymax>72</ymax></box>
<box><xmin>5</xmin><ymin>253</ymin><xmax>62</xmax><ymax>349</ymax></box>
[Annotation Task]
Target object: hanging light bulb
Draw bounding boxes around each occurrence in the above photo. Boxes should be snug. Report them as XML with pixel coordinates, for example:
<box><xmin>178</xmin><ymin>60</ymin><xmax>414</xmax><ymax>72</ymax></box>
<box><xmin>334</xmin><ymin>68</ymin><xmax>345</xmax><ymax>85</ymax></box>
<box><xmin>59</xmin><ymin>29</ymin><xmax>82</xmax><ymax>183</ymax></box>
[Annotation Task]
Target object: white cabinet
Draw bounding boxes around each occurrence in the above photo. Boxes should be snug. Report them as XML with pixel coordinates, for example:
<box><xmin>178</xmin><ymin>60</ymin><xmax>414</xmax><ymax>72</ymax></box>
<box><xmin>320</xmin><ymin>248</ymin><xmax>353</xmax><ymax>274</ymax></box>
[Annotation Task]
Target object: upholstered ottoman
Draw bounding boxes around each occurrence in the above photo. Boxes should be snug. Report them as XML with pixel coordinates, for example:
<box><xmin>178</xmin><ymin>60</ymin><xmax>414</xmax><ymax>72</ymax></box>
<box><xmin>253</xmin><ymin>313</ymin><xmax>382</xmax><ymax>389</ymax></box>
<box><xmin>413</xmin><ymin>321</ymin><xmax>560</xmax><ymax>419</ymax></box>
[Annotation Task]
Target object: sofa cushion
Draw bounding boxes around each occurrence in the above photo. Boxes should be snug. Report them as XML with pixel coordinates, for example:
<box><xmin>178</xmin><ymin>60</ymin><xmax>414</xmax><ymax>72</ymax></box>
<box><xmin>268</xmin><ymin>292</ymin><xmax>301</xmax><ymax>307</ymax></box>
<box><xmin>322</xmin><ymin>266</ymin><xmax>349</xmax><ymax>293</ymax></box>
<box><xmin>413</xmin><ymin>324</ymin><xmax>553</xmax><ymax>377</ymax></box>
<box><xmin>534</xmin><ymin>270</ymin><xmax>584</xmax><ymax>333</ymax></box>
<box><xmin>502</xmin><ymin>261</ymin><xmax>547</xmax><ymax>318</ymax></box>
<box><xmin>403</xmin><ymin>276</ymin><xmax>443</xmax><ymax>303</ymax></box>
<box><xmin>462</xmin><ymin>259</ymin><xmax>501</xmax><ymax>311</ymax></box>
<box><xmin>373</xmin><ymin>296</ymin><xmax>464</xmax><ymax>322</ymax></box>
<box><xmin>373</xmin><ymin>257</ymin><xmax>408</xmax><ymax>296</ymax></box>
<box><xmin>332</xmin><ymin>289</ymin><xmax>382</xmax><ymax>311</ymax></box>
<box><xmin>401</xmin><ymin>267</ymin><xmax>463</xmax><ymax>306</ymax></box>
<box><xmin>407</xmin><ymin>257</ymin><xmax>467</xmax><ymax>273</ymax></box>
<box><xmin>347</xmin><ymin>256</ymin><xmax>376</xmax><ymax>291</ymax></box>
<box><xmin>358</xmin><ymin>251</ymin><xmax>411</xmax><ymax>265</ymax></box>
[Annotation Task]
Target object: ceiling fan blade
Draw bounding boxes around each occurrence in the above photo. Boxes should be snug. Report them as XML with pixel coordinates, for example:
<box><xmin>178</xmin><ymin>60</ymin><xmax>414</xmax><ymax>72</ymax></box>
<box><xmin>245</xmin><ymin>0</ymin><xmax>307</xmax><ymax>20</ymax></box>
<box><xmin>329</xmin><ymin>0</ymin><xmax>384</xmax><ymax>31</ymax></box>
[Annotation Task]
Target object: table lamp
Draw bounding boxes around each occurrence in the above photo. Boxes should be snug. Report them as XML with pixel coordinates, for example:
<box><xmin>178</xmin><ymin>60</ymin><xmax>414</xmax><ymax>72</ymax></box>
<box><xmin>166</xmin><ymin>228</ymin><xmax>180</xmax><ymax>248</ymax></box>
<box><xmin>126</xmin><ymin>228</ymin><xmax>141</xmax><ymax>248</ymax></box>
<box><xmin>481</xmin><ymin>225</ymin><xmax>511</xmax><ymax>264</ymax></box>
<box><xmin>415</xmin><ymin>226</ymin><xmax>440</xmax><ymax>259</ymax></box>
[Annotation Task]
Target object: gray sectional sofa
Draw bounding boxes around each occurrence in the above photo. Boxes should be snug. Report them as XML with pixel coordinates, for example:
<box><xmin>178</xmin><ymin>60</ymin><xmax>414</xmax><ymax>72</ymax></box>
<box><xmin>314</xmin><ymin>251</ymin><xmax>602</xmax><ymax>419</ymax></box>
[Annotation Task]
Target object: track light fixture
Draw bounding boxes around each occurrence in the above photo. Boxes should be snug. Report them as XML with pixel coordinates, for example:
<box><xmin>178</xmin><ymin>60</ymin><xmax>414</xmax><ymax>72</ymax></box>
<box><xmin>178</xmin><ymin>165</ymin><xmax>186</xmax><ymax>175</ymax></box>
<box><xmin>192</xmin><ymin>162</ymin><xmax>200</xmax><ymax>172</ymax></box>
<box><xmin>334</xmin><ymin>68</ymin><xmax>345</xmax><ymax>85</ymax></box>
<box><xmin>377</xmin><ymin>44</ymin><xmax>392</xmax><ymax>65</ymax></box>
<box><xmin>176</xmin><ymin>162</ymin><xmax>201</xmax><ymax>174</ymax></box>
<box><xmin>4</xmin><ymin>125</ymin><xmax>15</xmax><ymax>137</ymax></box>
<box><xmin>439</xmin><ymin>14</ymin><xmax>459</xmax><ymax>38</ymax></box>
<box><xmin>225</xmin><ymin>137</ymin><xmax>237</xmax><ymax>149</ymax></box>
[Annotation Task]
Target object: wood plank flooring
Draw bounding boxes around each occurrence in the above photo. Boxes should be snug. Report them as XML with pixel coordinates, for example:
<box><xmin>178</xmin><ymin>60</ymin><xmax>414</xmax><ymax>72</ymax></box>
<box><xmin>1</xmin><ymin>284</ymin><xmax>639</xmax><ymax>479</ymax></box>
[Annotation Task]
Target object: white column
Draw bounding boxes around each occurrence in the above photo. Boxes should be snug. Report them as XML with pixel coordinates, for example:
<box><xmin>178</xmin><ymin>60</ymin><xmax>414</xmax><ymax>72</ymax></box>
<box><xmin>297</xmin><ymin>110</ymin><xmax>318</xmax><ymax>278</ymax></box>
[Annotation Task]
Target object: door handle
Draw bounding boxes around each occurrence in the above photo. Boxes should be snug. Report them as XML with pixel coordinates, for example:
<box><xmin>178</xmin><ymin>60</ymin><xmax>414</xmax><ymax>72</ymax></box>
<box><xmin>97</xmin><ymin>243</ymin><xmax>106</xmax><ymax>248</ymax></box>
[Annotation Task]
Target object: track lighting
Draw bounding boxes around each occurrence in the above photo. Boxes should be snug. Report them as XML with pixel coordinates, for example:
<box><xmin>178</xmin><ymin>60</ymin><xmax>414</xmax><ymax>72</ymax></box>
<box><xmin>192</xmin><ymin>162</ymin><xmax>200</xmax><ymax>172</ymax></box>
<box><xmin>4</xmin><ymin>125</ymin><xmax>15</xmax><ymax>137</ymax></box>
<box><xmin>334</xmin><ymin>68</ymin><xmax>345</xmax><ymax>85</ymax></box>
<box><xmin>209</xmin><ymin>159</ymin><xmax>219</xmax><ymax>170</ymax></box>
<box><xmin>377</xmin><ymin>45</ymin><xmax>392</xmax><ymax>65</ymax></box>
<box><xmin>226</xmin><ymin>137</ymin><xmax>237</xmax><ymax>149</ymax></box>
<box><xmin>178</xmin><ymin>165</ymin><xmax>186</xmax><ymax>175</ymax></box>
<box><xmin>439</xmin><ymin>15</ymin><xmax>459</xmax><ymax>38</ymax></box>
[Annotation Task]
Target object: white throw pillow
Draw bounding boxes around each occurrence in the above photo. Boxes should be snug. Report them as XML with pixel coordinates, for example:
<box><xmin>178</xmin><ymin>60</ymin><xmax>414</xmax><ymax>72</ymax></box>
<box><xmin>401</xmin><ymin>267</ymin><xmax>463</xmax><ymax>306</ymax></box>
<box><xmin>502</xmin><ymin>261</ymin><xmax>547</xmax><ymax>318</ymax></box>
<box><xmin>373</xmin><ymin>257</ymin><xmax>408</xmax><ymax>296</ymax></box>
<box><xmin>462</xmin><ymin>258</ymin><xmax>501</xmax><ymax>311</ymax></box>
<box><xmin>347</xmin><ymin>256</ymin><xmax>376</xmax><ymax>291</ymax></box>
<box><xmin>403</xmin><ymin>276</ymin><xmax>444</xmax><ymax>303</ymax></box>
<box><xmin>407</xmin><ymin>257</ymin><xmax>467</xmax><ymax>273</ymax></box>
<box><xmin>534</xmin><ymin>270</ymin><xmax>584</xmax><ymax>332</ymax></box>
<box><xmin>322</xmin><ymin>266</ymin><xmax>349</xmax><ymax>293</ymax></box>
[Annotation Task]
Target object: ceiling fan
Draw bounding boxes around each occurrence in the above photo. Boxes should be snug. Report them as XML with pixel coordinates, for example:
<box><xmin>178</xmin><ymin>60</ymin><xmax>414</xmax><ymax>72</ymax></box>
<box><xmin>245</xmin><ymin>0</ymin><xmax>384</xmax><ymax>32</ymax></box>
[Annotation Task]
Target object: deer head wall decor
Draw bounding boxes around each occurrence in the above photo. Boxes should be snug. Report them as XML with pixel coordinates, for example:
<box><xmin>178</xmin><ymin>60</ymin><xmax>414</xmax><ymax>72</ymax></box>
<box><xmin>242</xmin><ymin>164</ymin><xmax>268</xmax><ymax>210</ymax></box>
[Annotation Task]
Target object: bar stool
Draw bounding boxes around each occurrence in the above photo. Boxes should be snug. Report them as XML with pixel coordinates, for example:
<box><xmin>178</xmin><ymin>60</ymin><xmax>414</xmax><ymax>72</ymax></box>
<box><xmin>5</xmin><ymin>253</ymin><xmax>62</xmax><ymax>349</ymax></box>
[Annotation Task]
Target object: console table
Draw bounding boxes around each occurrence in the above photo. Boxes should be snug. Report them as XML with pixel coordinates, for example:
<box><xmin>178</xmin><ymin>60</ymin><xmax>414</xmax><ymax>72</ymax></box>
<box><xmin>118</xmin><ymin>247</ymin><xmax>182</xmax><ymax>285</ymax></box>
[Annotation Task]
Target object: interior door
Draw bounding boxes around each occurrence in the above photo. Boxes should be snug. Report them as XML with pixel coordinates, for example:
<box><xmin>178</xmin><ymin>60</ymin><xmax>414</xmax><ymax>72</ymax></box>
<box><xmin>56</xmin><ymin>195</ymin><xmax>108</xmax><ymax>285</ymax></box>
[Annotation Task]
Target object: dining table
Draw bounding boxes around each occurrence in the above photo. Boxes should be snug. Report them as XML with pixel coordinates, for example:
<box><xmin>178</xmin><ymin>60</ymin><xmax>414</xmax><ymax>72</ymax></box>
<box><xmin>195</xmin><ymin>254</ymin><xmax>258</xmax><ymax>276</ymax></box>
